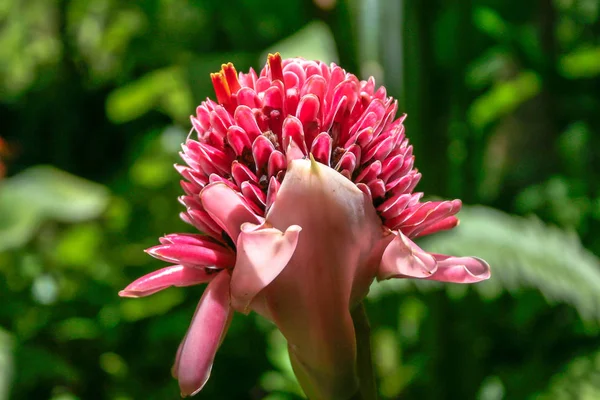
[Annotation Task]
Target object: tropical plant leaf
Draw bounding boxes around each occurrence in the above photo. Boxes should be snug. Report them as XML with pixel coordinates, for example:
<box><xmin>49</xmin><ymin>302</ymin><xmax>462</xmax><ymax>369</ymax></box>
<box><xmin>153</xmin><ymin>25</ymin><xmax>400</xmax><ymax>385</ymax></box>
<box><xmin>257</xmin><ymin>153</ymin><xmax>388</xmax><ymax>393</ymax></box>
<box><xmin>0</xmin><ymin>166</ymin><xmax>109</xmax><ymax>251</ymax></box>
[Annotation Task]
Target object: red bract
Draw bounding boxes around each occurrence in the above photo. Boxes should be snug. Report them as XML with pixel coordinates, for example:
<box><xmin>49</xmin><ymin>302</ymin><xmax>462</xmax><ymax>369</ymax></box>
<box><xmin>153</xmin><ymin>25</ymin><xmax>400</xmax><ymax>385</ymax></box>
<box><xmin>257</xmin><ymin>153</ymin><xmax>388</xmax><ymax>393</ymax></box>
<box><xmin>120</xmin><ymin>54</ymin><xmax>490</xmax><ymax>399</ymax></box>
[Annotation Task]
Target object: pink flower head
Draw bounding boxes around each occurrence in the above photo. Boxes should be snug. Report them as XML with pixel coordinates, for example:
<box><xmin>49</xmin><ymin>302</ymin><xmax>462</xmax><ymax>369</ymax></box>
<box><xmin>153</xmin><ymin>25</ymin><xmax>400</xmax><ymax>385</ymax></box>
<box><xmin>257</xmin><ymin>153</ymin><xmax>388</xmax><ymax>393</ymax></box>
<box><xmin>120</xmin><ymin>54</ymin><xmax>490</xmax><ymax>399</ymax></box>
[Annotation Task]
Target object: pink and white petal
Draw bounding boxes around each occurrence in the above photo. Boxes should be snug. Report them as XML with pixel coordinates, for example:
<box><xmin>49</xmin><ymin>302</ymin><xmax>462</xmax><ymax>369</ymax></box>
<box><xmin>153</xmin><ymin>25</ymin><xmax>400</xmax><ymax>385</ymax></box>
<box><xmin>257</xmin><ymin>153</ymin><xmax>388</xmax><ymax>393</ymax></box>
<box><xmin>377</xmin><ymin>231</ymin><xmax>437</xmax><ymax>281</ymax></box>
<box><xmin>230</xmin><ymin>223</ymin><xmax>301</xmax><ymax>313</ymax></box>
<box><xmin>119</xmin><ymin>265</ymin><xmax>217</xmax><ymax>298</ymax></box>
<box><xmin>200</xmin><ymin>183</ymin><xmax>262</xmax><ymax>242</ymax></box>
<box><xmin>176</xmin><ymin>270</ymin><xmax>232</xmax><ymax>397</ymax></box>
<box><xmin>425</xmin><ymin>254</ymin><xmax>491</xmax><ymax>283</ymax></box>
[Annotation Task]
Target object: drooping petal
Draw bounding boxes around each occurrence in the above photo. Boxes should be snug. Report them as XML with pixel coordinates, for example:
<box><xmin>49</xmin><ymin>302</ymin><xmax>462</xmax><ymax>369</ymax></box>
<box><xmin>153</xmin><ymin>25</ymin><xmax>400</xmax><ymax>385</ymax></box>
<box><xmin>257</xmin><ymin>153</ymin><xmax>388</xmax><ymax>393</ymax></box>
<box><xmin>119</xmin><ymin>265</ymin><xmax>217</xmax><ymax>298</ymax></box>
<box><xmin>257</xmin><ymin>157</ymin><xmax>384</xmax><ymax>400</ymax></box>
<box><xmin>377</xmin><ymin>231</ymin><xmax>437</xmax><ymax>280</ymax></box>
<box><xmin>200</xmin><ymin>182</ymin><xmax>262</xmax><ymax>242</ymax></box>
<box><xmin>175</xmin><ymin>270</ymin><xmax>232</xmax><ymax>397</ymax></box>
<box><xmin>425</xmin><ymin>254</ymin><xmax>491</xmax><ymax>283</ymax></box>
<box><xmin>230</xmin><ymin>222</ymin><xmax>301</xmax><ymax>313</ymax></box>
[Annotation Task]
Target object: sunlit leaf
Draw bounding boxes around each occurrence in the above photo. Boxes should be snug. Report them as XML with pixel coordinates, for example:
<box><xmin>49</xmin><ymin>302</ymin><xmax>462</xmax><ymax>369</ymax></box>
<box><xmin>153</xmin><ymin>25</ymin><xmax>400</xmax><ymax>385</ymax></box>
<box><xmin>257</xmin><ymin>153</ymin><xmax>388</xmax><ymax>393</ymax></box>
<box><xmin>473</xmin><ymin>7</ymin><xmax>510</xmax><ymax>40</ymax></box>
<box><xmin>468</xmin><ymin>71</ymin><xmax>541</xmax><ymax>129</ymax></box>
<box><xmin>559</xmin><ymin>46</ymin><xmax>600</xmax><ymax>79</ymax></box>
<box><xmin>0</xmin><ymin>193</ymin><xmax>42</xmax><ymax>251</ymax></box>
<box><xmin>106</xmin><ymin>66</ymin><xmax>193</xmax><ymax>123</ymax></box>
<box><xmin>1</xmin><ymin>165</ymin><xmax>109</xmax><ymax>223</ymax></box>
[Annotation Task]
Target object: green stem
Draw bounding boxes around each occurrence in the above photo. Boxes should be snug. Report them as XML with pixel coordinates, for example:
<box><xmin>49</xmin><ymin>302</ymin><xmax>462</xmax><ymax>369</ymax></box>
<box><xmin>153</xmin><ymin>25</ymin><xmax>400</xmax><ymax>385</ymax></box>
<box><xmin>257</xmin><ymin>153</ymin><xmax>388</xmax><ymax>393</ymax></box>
<box><xmin>350</xmin><ymin>302</ymin><xmax>378</xmax><ymax>400</ymax></box>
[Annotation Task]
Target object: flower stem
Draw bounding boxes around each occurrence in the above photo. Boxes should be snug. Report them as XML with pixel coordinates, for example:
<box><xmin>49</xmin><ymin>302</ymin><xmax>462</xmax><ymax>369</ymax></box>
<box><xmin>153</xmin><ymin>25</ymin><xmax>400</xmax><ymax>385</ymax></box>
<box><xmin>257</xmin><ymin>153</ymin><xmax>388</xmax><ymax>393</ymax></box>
<box><xmin>350</xmin><ymin>302</ymin><xmax>378</xmax><ymax>400</ymax></box>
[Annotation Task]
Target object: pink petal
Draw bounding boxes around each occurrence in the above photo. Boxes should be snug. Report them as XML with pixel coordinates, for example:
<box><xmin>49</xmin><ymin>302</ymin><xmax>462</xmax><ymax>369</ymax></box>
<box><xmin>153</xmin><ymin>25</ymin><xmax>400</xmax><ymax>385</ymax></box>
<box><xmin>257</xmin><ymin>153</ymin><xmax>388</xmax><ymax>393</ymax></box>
<box><xmin>251</xmin><ymin>135</ymin><xmax>275</xmax><ymax>172</ymax></box>
<box><xmin>119</xmin><ymin>265</ymin><xmax>217</xmax><ymax>298</ymax></box>
<box><xmin>231</xmin><ymin>161</ymin><xmax>258</xmax><ymax>187</ymax></box>
<box><xmin>258</xmin><ymin>158</ymin><xmax>384</xmax><ymax>400</ymax></box>
<box><xmin>412</xmin><ymin>216</ymin><xmax>459</xmax><ymax>238</ymax></box>
<box><xmin>282</xmin><ymin>116</ymin><xmax>308</xmax><ymax>154</ymax></box>
<box><xmin>227</xmin><ymin>126</ymin><xmax>252</xmax><ymax>156</ymax></box>
<box><xmin>200</xmin><ymin>183</ymin><xmax>262</xmax><ymax>243</ymax></box>
<box><xmin>377</xmin><ymin>231</ymin><xmax>437</xmax><ymax>280</ymax></box>
<box><xmin>267</xmin><ymin>150</ymin><xmax>287</xmax><ymax>179</ymax></box>
<box><xmin>230</xmin><ymin>223</ymin><xmax>301</xmax><ymax>313</ymax></box>
<box><xmin>234</xmin><ymin>105</ymin><xmax>262</xmax><ymax>141</ymax></box>
<box><xmin>426</xmin><ymin>254</ymin><xmax>491</xmax><ymax>283</ymax></box>
<box><xmin>145</xmin><ymin>242</ymin><xmax>236</xmax><ymax>268</ymax></box>
<box><xmin>175</xmin><ymin>270</ymin><xmax>232</xmax><ymax>397</ymax></box>
<box><xmin>310</xmin><ymin>132</ymin><xmax>332</xmax><ymax>166</ymax></box>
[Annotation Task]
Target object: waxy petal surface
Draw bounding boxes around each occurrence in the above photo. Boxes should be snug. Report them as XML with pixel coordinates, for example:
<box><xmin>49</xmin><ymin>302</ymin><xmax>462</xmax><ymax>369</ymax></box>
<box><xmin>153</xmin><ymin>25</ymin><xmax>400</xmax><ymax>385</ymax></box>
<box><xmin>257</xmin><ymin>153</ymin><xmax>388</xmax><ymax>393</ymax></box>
<box><xmin>378</xmin><ymin>231</ymin><xmax>436</xmax><ymax>280</ymax></box>
<box><xmin>427</xmin><ymin>254</ymin><xmax>491</xmax><ymax>283</ymax></box>
<box><xmin>257</xmin><ymin>158</ymin><xmax>384</xmax><ymax>400</ymax></box>
<box><xmin>200</xmin><ymin>182</ymin><xmax>262</xmax><ymax>242</ymax></box>
<box><xmin>231</xmin><ymin>223</ymin><xmax>302</xmax><ymax>313</ymax></box>
<box><xmin>119</xmin><ymin>265</ymin><xmax>216</xmax><ymax>298</ymax></box>
<box><xmin>175</xmin><ymin>270</ymin><xmax>231</xmax><ymax>397</ymax></box>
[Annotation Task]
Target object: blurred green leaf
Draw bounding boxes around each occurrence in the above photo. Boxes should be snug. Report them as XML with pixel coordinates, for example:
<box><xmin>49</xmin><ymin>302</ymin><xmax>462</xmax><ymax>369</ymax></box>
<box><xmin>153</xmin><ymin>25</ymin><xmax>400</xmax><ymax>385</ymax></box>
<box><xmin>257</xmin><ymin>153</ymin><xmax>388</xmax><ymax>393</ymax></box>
<box><xmin>473</xmin><ymin>7</ymin><xmax>510</xmax><ymax>41</ymax></box>
<box><xmin>53</xmin><ymin>224</ymin><xmax>103</xmax><ymax>267</ymax></box>
<box><xmin>559</xmin><ymin>46</ymin><xmax>600</xmax><ymax>79</ymax></box>
<box><xmin>17</xmin><ymin>345</ymin><xmax>79</xmax><ymax>384</ymax></box>
<box><xmin>466</xmin><ymin>48</ymin><xmax>514</xmax><ymax>89</ymax></box>
<box><xmin>1</xmin><ymin>165</ymin><xmax>109</xmax><ymax>223</ymax></box>
<box><xmin>468</xmin><ymin>71</ymin><xmax>541</xmax><ymax>129</ymax></box>
<box><xmin>106</xmin><ymin>66</ymin><xmax>193</xmax><ymax>123</ymax></box>
<box><xmin>53</xmin><ymin>318</ymin><xmax>100</xmax><ymax>342</ymax></box>
<box><xmin>120</xmin><ymin>289</ymin><xmax>184</xmax><ymax>321</ymax></box>
<box><xmin>0</xmin><ymin>166</ymin><xmax>108</xmax><ymax>251</ymax></box>
<box><xmin>0</xmin><ymin>193</ymin><xmax>42</xmax><ymax>252</ymax></box>
<box><xmin>536</xmin><ymin>348</ymin><xmax>600</xmax><ymax>399</ymax></box>
<box><xmin>99</xmin><ymin>352</ymin><xmax>128</xmax><ymax>378</ymax></box>
<box><xmin>0</xmin><ymin>329</ymin><xmax>13</xmax><ymax>400</ymax></box>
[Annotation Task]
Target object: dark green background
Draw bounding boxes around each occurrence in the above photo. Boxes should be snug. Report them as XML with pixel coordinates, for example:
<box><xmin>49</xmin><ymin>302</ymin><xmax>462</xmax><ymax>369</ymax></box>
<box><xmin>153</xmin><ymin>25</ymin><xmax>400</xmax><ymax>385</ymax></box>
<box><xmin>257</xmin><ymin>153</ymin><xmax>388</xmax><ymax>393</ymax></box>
<box><xmin>1</xmin><ymin>0</ymin><xmax>600</xmax><ymax>399</ymax></box>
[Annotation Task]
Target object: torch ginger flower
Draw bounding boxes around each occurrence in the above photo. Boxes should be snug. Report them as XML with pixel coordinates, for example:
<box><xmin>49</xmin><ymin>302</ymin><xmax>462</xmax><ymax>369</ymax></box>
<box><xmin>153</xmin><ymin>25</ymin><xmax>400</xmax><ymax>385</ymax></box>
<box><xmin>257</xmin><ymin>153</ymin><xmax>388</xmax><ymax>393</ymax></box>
<box><xmin>120</xmin><ymin>54</ymin><xmax>490</xmax><ymax>399</ymax></box>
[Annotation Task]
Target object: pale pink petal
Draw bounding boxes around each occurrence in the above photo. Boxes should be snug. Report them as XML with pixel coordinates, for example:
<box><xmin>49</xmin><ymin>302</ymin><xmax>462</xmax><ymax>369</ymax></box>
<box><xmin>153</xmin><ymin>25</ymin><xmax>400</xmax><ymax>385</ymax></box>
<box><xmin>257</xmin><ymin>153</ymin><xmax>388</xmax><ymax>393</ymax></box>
<box><xmin>200</xmin><ymin>183</ymin><xmax>262</xmax><ymax>242</ymax></box>
<box><xmin>119</xmin><ymin>265</ymin><xmax>217</xmax><ymax>298</ymax></box>
<box><xmin>425</xmin><ymin>254</ymin><xmax>491</xmax><ymax>283</ymax></box>
<box><xmin>377</xmin><ymin>231</ymin><xmax>437</xmax><ymax>280</ymax></box>
<box><xmin>258</xmin><ymin>158</ymin><xmax>383</xmax><ymax>400</ymax></box>
<box><xmin>230</xmin><ymin>223</ymin><xmax>301</xmax><ymax>313</ymax></box>
<box><xmin>176</xmin><ymin>270</ymin><xmax>231</xmax><ymax>397</ymax></box>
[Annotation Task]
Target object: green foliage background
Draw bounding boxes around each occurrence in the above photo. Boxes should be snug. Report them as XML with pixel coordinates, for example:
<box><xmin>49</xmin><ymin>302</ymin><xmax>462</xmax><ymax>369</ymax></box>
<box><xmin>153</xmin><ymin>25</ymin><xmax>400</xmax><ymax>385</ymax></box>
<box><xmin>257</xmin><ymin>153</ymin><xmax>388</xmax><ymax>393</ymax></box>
<box><xmin>1</xmin><ymin>0</ymin><xmax>600</xmax><ymax>399</ymax></box>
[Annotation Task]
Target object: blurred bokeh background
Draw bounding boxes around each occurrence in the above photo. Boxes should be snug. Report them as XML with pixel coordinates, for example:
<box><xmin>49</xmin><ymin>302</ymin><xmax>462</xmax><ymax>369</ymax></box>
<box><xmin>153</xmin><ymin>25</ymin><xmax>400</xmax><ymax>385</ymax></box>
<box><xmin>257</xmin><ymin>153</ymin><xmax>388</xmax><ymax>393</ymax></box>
<box><xmin>1</xmin><ymin>0</ymin><xmax>600</xmax><ymax>399</ymax></box>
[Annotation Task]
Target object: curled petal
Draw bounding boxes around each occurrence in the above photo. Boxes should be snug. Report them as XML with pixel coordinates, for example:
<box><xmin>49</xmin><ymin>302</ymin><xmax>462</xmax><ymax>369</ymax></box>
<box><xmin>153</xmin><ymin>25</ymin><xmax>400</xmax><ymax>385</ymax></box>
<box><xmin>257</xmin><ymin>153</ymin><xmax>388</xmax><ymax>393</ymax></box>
<box><xmin>175</xmin><ymin>270</ymin><xmax>232</xmax><ymax>397</ymax></box>
<box><xmin>231</xmin><ymin>223</ymin><xmax>301</xmax><ymax>313</ymax></box>
<box><xmin>426</xmin><ymin>254</ymin><xmax>491</xmax><ymax>283</ymax></box>
<box><xmin>119</xmin><ymin>265</ymin><xmax>217</xmax><ymax>298</ymax></box>
<box><xmin>200</xmin><ymin>183</ymin><xmax>262</xmax><ymax>242</ymax></box>
<box><xmin>377</xmin><ymin>231</ymin><xmax>437</xmax><ymax>280</ymax></box>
